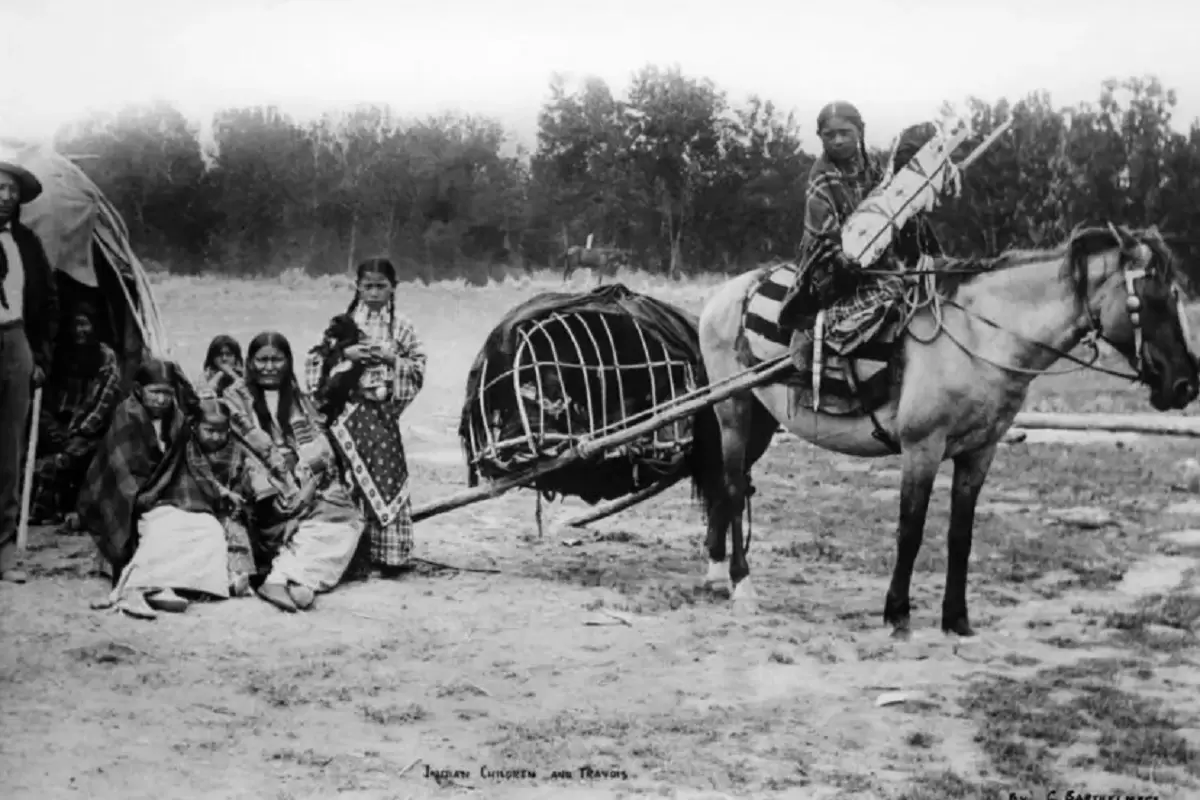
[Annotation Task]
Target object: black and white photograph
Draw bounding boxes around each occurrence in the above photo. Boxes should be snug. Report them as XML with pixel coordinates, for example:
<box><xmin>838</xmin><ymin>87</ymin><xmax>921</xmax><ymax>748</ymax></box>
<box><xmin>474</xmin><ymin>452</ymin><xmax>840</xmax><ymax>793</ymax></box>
<box><xmin>1</xmin><ymin>0</ymin><xmax>1198</xmax><ymax>797</ymax></box>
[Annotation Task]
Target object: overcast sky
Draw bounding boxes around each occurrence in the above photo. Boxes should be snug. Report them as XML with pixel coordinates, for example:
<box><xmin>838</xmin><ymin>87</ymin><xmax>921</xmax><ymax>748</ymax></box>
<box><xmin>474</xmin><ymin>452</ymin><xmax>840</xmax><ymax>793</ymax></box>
<box><xmin>2</xmin><ymin>0</ymin><xmax>1196</xmax><ymax>154</ymax></box>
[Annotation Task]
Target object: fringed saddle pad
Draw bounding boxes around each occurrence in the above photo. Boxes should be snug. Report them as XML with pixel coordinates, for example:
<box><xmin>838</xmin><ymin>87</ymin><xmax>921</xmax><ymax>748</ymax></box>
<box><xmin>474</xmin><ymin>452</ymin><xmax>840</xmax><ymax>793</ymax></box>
<box><xmin>738</xmin><ymin>263</ymin><xmax>901</xmax><ymax>417</ymax></box>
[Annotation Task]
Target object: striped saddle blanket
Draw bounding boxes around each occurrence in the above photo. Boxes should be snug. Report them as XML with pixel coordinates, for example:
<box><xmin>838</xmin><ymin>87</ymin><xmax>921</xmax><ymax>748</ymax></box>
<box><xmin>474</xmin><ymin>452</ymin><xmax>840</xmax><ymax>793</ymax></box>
<box><xmin>740</xmin><ymin>263</ymin><xmax>903</xmax><ymax>416</ymax></box>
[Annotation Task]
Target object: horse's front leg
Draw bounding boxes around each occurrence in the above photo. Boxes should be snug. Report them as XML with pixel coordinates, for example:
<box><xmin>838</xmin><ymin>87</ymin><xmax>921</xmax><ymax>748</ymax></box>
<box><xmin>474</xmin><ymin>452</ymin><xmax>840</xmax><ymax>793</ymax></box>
<box><xmin>942</xmin><ymin>444</ymin><xmax>997</xmax><ymax>636</ymax></box>
<box><xmin>883</xmin><ymin>438</ymin><xmax>943</xmax><ymax>637</ymax></box>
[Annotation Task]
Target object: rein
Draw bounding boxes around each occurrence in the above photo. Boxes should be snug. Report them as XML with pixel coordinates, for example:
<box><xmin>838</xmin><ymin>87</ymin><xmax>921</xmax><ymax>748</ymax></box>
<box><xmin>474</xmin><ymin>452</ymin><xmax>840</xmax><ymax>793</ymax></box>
<box><xmin>869</xmin><ymin>236</ymin><xmax>1149</xmax><ymax>382</ymax></box>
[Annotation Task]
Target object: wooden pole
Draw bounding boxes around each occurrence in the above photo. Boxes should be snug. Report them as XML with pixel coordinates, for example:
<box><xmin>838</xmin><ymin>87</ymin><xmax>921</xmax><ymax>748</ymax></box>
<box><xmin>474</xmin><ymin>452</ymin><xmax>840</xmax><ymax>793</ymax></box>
<box><xmin>412</xmin><ymin>355</ymin><xmax>793</xmax><ymax>522</ymax></box>
<box><xmin>1011</xmin><ymin>411</ymin><xmax>1200</xmax><ymax>438</ymax></box>
<box><xmin>959</xmin><ymin>117</ymin><xmax>1015</xmax><ymax>171</ymax></box>
<box><xmin>562</xmin><ymin>473</ymin><xmax>685</xmax><ymax>528</ymax></box>
<box><xmin>17</xmin><ymin>388</ymin><xmax>43</xmax><ymax>551</ymax></box>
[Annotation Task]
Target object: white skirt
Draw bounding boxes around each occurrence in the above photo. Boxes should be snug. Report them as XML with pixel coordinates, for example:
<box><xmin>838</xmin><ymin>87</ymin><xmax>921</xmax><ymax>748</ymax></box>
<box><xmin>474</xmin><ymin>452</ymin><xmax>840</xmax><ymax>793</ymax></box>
<box><xmin>113</xmin><ymin>506</ymin><xmax>231</xmax><ymax>601</ymax></box>
<box><xmin>265</xmin><ymin>500</ymin><xmax>364</xmax><ymax>592</ymax></box>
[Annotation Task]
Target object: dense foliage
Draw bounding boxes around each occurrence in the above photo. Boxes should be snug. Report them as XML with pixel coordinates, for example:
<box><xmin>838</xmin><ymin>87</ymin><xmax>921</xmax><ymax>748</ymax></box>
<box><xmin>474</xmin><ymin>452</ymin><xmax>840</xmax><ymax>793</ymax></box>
<box><xmin>51</xmin><ymin>69</ymin><xmax>1200</xmax><ymax>284</ymax></box>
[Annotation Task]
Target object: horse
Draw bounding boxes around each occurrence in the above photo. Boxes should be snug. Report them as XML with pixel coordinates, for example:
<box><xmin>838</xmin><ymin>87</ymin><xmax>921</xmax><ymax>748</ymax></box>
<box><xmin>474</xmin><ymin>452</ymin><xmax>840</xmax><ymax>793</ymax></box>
<box><xmin>561</xmin><ymin>245</ymin><xmax>629</xmax><ymax>285</ymax></box>
<box><xmin>690</xmin><ymin>224</ymin><xmax>1200</xmax><ymax>637</ymax></box>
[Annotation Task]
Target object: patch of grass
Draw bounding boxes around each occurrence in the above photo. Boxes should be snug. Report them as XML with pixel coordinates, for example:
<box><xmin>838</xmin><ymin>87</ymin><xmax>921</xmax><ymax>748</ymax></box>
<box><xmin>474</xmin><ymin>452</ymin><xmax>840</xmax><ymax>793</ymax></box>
<box><xmin>1042</xmin><ymin>634</ymin><xmax>1087</xmax><ymax>649</ymax></box>
<box><xmin>754</xmin><ymin>441</ymin><xmax>1188</xmax><ymax>588</ymax></box>
<box><xmin>894</xmin><ymin>770</ymin><xmax>990</xmax><ymax>800</ymax></box>
<box><xmin>434</xmin><ymin>679</ymin><xmax>490</xmax><ymax>698</ymax></box>
<box><xmin>266</xmin><ymin>748</ymin><xmax>335</xmax><ymax>767</ymax></box>
<box><xmin>484</xmin><ymin>707</ymin><xmax>809</xmax><ymax>791</ymax></box>
<box><xmin>1105</xmin><ymin>592</ymin><xmax>1200</xmax><ymax>651</ymax></box>
<box><xmin>824</xmin><ymin>769</ymin><xmax>876</xmax><ymax>793</ymax></box>
<box><xmin>236</xmin><ymin>653</ymin><xmax>414</xmax><ymax>709</ymax></box>
<box><xmin>244</xmin><ymin>670</ymin><xmax>307</xmax><ymax>708</ymax></box>
<box><xmin>520</xmin><ymin>546</ymin><xmax>706</xmax><ymax>613</ymax></box>
<box><xmin>963</xmin><ymin>658</ymin><xmax>1199</xmax><ymax>787</ymax></box>
<box><xmin>906</xmin><ymin>731</ymin><xmax>936</xmax><ymax>748</ymax></box>
<box><xmin>360</xmin><ymin>702</ymin><xmax>428</xmax><ymax>725</ymax></box>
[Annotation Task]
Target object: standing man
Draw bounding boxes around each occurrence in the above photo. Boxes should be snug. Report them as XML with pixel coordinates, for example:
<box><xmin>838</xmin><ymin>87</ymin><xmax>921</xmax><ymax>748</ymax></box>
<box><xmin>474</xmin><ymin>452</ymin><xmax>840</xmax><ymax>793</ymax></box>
<box><xmin>0</xmin><ymin>149</ymin><xmax>59</xmax><ymax>583</ymax></box>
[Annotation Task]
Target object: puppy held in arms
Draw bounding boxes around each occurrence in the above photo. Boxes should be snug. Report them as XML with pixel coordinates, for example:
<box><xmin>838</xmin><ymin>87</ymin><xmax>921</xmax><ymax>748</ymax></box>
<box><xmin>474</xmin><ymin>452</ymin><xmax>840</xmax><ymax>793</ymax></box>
<box><xmin>309</xmin><ymin>313</ymin><xmax>376</xmax><ymax>424</ymax></box>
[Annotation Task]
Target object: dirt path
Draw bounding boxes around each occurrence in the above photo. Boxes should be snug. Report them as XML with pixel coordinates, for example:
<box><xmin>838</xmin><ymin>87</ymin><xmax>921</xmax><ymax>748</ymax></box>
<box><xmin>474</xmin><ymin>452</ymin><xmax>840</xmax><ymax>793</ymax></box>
<box><xmin>4</xmin><ymin>429</ymin><xmax>1200</xmax><ymax>799</ymax></box>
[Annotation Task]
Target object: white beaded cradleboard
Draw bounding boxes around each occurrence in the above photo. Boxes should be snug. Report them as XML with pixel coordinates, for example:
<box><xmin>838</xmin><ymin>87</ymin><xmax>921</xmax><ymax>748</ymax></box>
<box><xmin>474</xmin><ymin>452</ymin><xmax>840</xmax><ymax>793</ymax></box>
<box><xmin>840</xmin><ymin>116</ymin><xmax>973</xmax><ymax>267</ymax></box>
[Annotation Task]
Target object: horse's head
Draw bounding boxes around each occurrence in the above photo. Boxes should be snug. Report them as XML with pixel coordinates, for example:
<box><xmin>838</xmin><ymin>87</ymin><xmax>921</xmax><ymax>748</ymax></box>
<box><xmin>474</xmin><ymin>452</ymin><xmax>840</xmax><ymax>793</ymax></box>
<box><xmin>1071</xmin><ymin>224</ymin><xmax>1200</xmax><ymax>410</ymax></box>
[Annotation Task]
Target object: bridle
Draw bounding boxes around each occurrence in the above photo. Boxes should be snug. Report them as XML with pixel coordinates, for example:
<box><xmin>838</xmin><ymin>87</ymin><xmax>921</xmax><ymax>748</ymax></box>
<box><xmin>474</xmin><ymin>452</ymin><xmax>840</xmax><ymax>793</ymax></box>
<box><xmin>1079</xmin><ymin>224</ymin><xmax>1198</xmax><ymax>379</ymax></box>
<box><xmin>1074</xmin><ymin>223</ymin><xmax>1157</xmax><ymax>380</ymax></box>
<box><xmin>883</xmin><ymin>224</ymin><xmax>1193</xmax><ymax>382</ymax></box>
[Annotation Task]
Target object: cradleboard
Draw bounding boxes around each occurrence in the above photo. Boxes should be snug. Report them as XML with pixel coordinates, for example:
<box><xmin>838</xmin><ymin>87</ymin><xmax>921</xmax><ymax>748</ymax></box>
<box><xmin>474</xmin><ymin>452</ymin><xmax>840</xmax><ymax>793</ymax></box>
<box><xmin>840</xmin><ymin>116</ymin><xmax>973</xmax><ymax>268</ymax></box>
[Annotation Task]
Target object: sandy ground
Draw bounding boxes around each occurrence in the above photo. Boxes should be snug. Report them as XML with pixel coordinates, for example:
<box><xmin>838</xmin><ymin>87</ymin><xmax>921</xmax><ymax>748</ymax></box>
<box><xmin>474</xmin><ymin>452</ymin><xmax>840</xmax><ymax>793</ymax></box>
<box><xmin>3</xmin><ymin>271</ymin><xmax>1200</xmax><ymax>799</ymax></box>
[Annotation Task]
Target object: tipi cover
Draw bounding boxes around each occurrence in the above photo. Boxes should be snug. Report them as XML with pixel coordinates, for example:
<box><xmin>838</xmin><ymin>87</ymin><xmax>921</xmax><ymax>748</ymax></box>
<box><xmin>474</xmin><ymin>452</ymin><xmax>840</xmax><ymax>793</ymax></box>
<box><xmin>4</xmin><ymin>140</ymin><xmax>169</xmax><ymax>384</ymax></box>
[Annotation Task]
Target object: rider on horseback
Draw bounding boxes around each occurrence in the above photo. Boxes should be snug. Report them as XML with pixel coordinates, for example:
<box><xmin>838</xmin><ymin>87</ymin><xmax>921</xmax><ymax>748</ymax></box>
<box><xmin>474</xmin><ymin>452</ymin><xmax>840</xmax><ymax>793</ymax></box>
<box><xmin>777</xmin><ymin>102</ymin><xmax>955</xmax><ymax>337</ymax></box>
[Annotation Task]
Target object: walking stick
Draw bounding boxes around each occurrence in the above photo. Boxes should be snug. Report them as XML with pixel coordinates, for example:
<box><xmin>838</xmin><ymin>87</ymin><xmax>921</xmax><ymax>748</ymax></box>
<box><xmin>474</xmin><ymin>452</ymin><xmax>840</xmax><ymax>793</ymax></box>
<box><xmin>17</xmin><ymin>387</ymin><xmax>43</xmax><ymax>551</ymax></box>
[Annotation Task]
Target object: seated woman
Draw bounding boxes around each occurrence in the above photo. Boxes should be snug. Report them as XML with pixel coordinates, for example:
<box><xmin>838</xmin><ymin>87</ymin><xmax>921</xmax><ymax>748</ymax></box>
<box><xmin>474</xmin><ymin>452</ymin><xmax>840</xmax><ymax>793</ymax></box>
<box><xmin>102</xmin><ymin>392</ymin><xmax>256</xmax><ymax>618</ymax></box>
<box><xmin>202</xmin><ymin>334</ymin><xmax>244</xmax><ymax>397</ymax></box>
<box><xmin>30</xmin><ymin>298</ymin><xmax>123</xmax><ymax>524</ymax></box>
<box><xmin>224</xmin><ymin>331</ymin><xmax>366</xmax><ymax>613</ymax></box>
<box><xmin>78</xmin><ymin>357</ymin><xmax>189</xmax><ymax>585</ymax></box>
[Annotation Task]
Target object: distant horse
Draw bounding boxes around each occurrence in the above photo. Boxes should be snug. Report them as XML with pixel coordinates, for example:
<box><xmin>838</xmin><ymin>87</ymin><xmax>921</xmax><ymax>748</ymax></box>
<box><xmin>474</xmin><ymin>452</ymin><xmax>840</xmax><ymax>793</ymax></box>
<box><xmin>561</xmin><ymin>245</ymin><xmax>629</xmax><ymax>285</ymax></box>
<box><xmin>690</xmin><ymin>224</ymin><xmax>1199</xmax><ymax>637</ymax></box>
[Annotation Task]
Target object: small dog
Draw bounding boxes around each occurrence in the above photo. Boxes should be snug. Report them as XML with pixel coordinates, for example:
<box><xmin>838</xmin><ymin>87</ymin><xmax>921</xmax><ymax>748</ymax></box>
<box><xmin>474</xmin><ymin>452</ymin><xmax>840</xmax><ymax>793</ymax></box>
<box><xmin>310</xmin><ymin>313</ymin><xmax>367</xmax><ymax>423</ymax></box>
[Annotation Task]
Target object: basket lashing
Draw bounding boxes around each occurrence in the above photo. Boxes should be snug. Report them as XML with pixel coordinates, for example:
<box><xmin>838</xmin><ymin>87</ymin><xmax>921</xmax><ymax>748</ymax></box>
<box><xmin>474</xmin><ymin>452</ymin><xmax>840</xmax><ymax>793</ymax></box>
<box><xmin>467</xmin><ymin>310</ymin><xmax>697</xmax><ymax>479</ymax></box>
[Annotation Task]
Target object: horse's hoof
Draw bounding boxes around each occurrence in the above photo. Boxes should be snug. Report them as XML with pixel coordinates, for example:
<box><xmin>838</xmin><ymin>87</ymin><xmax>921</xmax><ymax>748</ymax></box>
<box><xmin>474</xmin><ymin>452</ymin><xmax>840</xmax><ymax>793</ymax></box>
<box><xmin>890</xmin><ymin>624</ymin><xmax>912</xmax><ymax>641</ymax></box>
<box><xmin>732</xmin><ymin>579</ymin><xmax>758</xmax><ymax>615</ymax></box>
<box><xmin>883</xmin><ymin>593</ymin><xmax>910</xmax><ymax>632</ymax></box>
<box><xmin>707</xmin><ymin>583</ymin><xmax>732</xmax><ymax>600</ymax></box>
<box><xmin>942</xmin><ymin>617</ymin><xmax>975</xmax><ymax>637</ymax></box>
<box><xmin>703</xmin><ymin>561</ymin><xmax>731</xmax><ymax>597</ymax></box>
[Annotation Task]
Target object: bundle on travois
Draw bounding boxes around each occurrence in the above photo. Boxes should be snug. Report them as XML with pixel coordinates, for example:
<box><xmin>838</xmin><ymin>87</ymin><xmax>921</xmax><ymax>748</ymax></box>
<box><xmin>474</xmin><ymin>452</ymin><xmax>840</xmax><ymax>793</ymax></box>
<box><xmin>459</xmin><ymin>283</ymin><xmax>705</xmax><ymax>507</ymax></box>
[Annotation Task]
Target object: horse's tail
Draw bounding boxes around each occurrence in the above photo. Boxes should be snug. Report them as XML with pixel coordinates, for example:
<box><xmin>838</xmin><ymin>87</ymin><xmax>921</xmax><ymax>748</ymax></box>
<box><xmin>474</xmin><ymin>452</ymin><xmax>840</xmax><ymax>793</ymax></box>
<box><xmin>687</xmin><ymin>400</ymin><xmax>726</xmax><ymax>527</ymax></box>
<box><xmin>686</xmin><ymin>268</ymin><xmax>780</xmax><ymax>527</ymax></box>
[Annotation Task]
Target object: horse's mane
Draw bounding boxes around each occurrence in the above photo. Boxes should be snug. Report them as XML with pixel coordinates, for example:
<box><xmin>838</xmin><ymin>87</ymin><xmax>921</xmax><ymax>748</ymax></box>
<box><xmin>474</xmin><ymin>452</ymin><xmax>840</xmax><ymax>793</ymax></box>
<box><xmin>935</xmin><ymin>225</ymin><xmax>1178</xmax><ymax>301</ymax></box>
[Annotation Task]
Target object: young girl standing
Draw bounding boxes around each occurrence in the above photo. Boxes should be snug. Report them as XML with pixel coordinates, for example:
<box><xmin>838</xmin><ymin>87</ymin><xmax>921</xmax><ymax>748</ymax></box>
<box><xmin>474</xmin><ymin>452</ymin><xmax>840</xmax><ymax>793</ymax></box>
<box><xmin>304</xmin><ymin>258</ymin><xmax>427</xmax><ymax>578</ymax></box>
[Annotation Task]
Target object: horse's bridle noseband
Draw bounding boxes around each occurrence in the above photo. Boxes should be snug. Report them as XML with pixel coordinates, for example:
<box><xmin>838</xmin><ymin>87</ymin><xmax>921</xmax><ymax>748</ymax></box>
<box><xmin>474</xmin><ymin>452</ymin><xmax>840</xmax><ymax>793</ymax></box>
<box><xmin>1079</xmin><ymin>224</ymin><xmax>1197</xmax><ymax>382</ymax></box>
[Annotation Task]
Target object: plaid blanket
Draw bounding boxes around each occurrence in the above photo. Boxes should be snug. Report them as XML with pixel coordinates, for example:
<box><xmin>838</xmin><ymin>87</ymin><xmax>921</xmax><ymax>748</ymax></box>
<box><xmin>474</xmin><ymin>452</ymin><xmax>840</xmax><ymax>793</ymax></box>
<box><xmin>138</xmin><ymin>432</ymin><xmax>247</xmax><ymax>518</ymax></box>
<box><xmin>801</xmin><ymin>152</ymin><xmax>886</xmax><ymax>249</ymax></box>
<box><xmin>33</xmin><ymin>343</ymin><xmax>124</xmax><ymax>514</ymax></box>
<box><xmin>41</xmin><ymin>343</ymin><xmax>123</xmax><ymax>444</ymax></box>
<box><xmin>794</xmin><ymin>152</ymin><xmax>907</xmax><ymax>352</ymax></box>
<box><xmin>224</xmin><ymin>377</ymin><xmax>358</xmax><ymax>571</ymax></box>
<box><xmin>78</xmin><ymin>395</ymin><xmax>183</xmax><ymax>573</ymax></box>
<box><xmin>739</xmin><ymin>263</ymin><xmax>900</xmax><ymax>416</ymax></box>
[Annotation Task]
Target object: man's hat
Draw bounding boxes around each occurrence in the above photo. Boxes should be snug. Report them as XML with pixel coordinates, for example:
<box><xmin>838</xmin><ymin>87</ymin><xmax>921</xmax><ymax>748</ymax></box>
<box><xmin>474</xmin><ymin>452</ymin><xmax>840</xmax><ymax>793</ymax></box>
<box><xmin>0</xmin><ymin>146</ymin><xmax>43</xmax><ymax>204</ymax></box>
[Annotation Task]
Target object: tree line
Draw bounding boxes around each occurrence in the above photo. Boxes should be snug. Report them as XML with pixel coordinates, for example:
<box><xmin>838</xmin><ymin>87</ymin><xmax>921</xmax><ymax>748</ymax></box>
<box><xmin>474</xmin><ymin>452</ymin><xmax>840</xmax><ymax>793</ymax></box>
<box><xmin>49</xmin><ymin>68</ymin><xmax>1200</xmax><ymax>284</ymax></box>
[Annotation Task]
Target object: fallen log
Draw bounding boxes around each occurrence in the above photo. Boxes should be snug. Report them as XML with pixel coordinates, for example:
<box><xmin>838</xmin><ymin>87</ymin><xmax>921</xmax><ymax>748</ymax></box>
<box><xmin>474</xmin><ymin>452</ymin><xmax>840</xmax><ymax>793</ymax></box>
<box><xmin>1011</xmin><ymin>411</ymin><xmax>1200</xmax><ymax>438</ymax></box>
<box><xmin>413</xmin><ymin>354</ymin><xmax>793</xmax><ymax>523</ymax></box>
